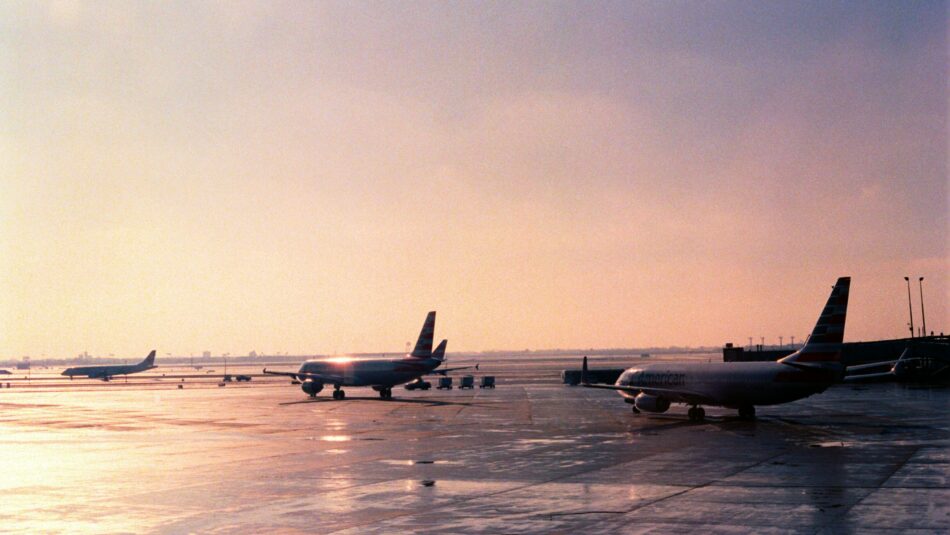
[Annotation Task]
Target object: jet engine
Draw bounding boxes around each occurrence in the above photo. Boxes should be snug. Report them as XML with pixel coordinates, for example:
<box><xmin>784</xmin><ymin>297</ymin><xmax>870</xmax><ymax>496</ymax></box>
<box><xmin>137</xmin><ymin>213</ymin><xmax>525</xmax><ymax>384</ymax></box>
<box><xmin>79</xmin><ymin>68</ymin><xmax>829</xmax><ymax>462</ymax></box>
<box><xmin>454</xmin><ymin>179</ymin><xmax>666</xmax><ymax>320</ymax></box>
<box><xmin>301</xmin><ymin>380</ymin><xmax>324</xmax><ymax>396</ymax></box>
<box><xmin>634</xmin><ymin>393</ymin><xmax>670</xmax><ymax>413</ymax></box>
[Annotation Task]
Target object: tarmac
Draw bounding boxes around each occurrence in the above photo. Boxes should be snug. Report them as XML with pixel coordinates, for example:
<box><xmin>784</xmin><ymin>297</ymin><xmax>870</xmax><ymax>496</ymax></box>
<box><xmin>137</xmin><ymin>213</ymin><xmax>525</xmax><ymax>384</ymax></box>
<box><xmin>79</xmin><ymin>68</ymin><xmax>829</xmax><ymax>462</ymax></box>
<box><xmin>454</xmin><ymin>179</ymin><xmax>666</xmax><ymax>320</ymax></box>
<box><xmin>0</xmin><ymin>354</ymin><xmax>947</xmax><ymax>534</ymax></box>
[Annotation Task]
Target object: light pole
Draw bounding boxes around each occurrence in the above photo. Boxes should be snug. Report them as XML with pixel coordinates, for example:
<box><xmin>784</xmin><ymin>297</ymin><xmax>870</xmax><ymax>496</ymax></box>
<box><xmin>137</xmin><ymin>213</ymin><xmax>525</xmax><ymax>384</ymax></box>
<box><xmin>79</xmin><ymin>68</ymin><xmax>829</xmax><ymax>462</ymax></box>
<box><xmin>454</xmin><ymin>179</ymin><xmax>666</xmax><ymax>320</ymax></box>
<box><xmin>904</xmin><ymin>276</ymin><xmax>915</xmax><ymax>338</ymax></box>
<box><xmin>919</xmin><ymin>277</ymin><xmax>927</xmax><ymax>337</ymax></box>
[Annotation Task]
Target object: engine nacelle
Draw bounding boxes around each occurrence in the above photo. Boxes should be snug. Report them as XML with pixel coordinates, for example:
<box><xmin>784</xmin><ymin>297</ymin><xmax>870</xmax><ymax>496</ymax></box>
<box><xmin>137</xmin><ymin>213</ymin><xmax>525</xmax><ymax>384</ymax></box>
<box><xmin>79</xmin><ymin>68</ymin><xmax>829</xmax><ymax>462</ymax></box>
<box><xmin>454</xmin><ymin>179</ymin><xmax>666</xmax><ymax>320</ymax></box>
<box><xmin>634</xmin><ymin>393</ymin><xmax>670</xmax><ymax>413</ymax></box>
<box><xmin>301</xmin><ymin>380</ymin><xmax>324</xmax><ymax>396</ymax></box>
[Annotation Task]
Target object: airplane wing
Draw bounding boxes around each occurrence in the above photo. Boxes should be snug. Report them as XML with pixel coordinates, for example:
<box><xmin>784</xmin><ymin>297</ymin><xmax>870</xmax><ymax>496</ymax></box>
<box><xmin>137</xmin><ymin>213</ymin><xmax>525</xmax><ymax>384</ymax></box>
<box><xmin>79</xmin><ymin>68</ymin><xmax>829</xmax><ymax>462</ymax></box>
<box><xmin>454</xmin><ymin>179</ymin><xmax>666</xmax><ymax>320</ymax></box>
<box><xmin>845</xmin><ymin>361</ymin><xmax>899</xmax><ymax>373</ymax></box>
<box><xmin>262</xmin><ymin>369</ymin><xmax>346</xmax><ymax>384</ymax></box>
<box><xmin>581</xmin><ymin>382</ymin><xmax>716</xmax><ymax>405</ymax></box>
<box><xmin>426</xmin><ymin>364</ymin><xmax>479</xmax><ymax>376</ymax></box>
<box><xmin>842</xmin><ymin>370</ymin><xmax>896</xmax><ymax>382</ymax></box>
<box><xmin>843</xmin><ymin>348</ymin><xmax>913</xmax><ymax>382</ymax></box>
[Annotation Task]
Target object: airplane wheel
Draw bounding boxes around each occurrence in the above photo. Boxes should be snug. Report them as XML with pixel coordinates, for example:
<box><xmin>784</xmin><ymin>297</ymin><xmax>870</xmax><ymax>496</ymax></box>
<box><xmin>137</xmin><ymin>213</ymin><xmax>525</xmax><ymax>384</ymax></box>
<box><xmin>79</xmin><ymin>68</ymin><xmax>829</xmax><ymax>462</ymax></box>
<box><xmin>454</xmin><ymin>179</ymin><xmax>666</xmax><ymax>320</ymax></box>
<box><xmin>738</xmin><ymin>405</ymin><xmax>755</xmax><ymax>420</ymax></box>
<box><xmin>687</xmin><ymin>408</ymin><xmax>695</xmax><ymax>421</ymax></box>
<box><xmin>696</xmin><ymin>407</ymin><xmax>705</xmax><ymax>421</ymax></box>
<box><xmin>632</xmin><ymin>407</ymin><xmax>640</xmax><ymax>414</ymax></box>
<box><xmin>338</xmin><ymin>390</ymin><xmax>345</xmax><ymax>400</ymax></box>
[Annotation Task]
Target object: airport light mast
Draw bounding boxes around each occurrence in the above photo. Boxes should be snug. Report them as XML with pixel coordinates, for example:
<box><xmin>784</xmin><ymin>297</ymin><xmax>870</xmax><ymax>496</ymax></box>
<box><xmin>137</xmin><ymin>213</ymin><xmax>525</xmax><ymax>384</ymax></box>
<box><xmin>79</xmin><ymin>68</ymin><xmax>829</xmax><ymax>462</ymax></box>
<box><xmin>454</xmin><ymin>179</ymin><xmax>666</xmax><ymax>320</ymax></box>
<box><xmin>904</xmin><ymin>277</ymin><xmax>915</xmax><ymax>338</ymax></box>
<box><xmin>919</xmin><ymin>277</ymin><xmax>927</xmax><ymax>337</ymax></box>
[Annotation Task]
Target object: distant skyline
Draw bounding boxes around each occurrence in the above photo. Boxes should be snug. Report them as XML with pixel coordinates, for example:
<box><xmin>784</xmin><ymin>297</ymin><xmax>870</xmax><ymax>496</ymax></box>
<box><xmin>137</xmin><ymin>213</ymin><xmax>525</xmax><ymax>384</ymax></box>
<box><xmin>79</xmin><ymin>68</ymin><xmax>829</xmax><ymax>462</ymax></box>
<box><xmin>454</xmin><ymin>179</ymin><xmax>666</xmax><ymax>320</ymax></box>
<box><xmin>2</xmin><ymin>1</ymin><xmax>947</xmax><ymax>358</ymax></box>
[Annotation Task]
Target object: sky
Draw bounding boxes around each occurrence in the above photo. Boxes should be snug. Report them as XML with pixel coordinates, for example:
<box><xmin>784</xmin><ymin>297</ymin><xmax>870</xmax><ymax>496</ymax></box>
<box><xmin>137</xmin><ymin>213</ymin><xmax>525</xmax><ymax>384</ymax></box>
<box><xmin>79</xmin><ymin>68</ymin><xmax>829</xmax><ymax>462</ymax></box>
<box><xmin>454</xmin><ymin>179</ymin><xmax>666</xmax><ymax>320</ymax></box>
<box><xmin>1</xmin><ymin>1</ymin><xmax>947</xmax><ymax>359</ymax></box>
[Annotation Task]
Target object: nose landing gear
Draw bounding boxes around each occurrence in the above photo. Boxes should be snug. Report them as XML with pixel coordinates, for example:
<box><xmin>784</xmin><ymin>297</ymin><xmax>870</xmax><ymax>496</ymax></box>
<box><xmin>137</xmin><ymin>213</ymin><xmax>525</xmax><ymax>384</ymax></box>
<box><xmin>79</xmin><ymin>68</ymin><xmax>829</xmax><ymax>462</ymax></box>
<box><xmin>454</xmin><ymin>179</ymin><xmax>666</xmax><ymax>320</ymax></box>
<box><xmin>332</xmin><ymin>386</ymin><xmax>346</xmax><ymax>400</ymax></box>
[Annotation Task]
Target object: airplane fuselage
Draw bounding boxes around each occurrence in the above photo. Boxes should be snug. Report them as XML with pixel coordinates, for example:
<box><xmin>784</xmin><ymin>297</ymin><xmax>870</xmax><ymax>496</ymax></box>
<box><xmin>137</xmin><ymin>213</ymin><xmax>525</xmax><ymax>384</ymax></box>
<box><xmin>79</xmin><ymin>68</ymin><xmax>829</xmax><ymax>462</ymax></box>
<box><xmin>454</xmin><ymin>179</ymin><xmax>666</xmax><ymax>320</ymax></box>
<box><xmin>615</xmin><ymin>361</ymin><xmax>842</xmax><ymax>408</ymax></box>
<box><xmin>61</xmin><ymin>363</ymin><xmax>156</xmax><ymax>379</ymax></box>
<box><xmin>297</xmin><ymin>357</ymin><xmax>442</xmax><ymax>388</ymax></box>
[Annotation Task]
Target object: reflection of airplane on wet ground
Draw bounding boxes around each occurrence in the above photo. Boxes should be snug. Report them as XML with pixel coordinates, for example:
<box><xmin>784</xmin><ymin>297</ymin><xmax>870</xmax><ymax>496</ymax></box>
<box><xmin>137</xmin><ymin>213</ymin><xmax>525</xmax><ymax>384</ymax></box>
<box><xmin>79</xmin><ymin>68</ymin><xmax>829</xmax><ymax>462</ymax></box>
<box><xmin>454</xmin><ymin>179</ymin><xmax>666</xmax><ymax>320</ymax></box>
<box><xmin>62</xmin><ymin>350</ymin><xmax>157</xmax><ymax>381</ymax></box>
<box><xmin>583</xmin><ymin>277</ymin><xmax>851</xmax><ymax>421</ymax></box>
<box><xmin>264</xmin><ymin>311</ymin><xmax>477</xmax><ymax>400</ymax></box>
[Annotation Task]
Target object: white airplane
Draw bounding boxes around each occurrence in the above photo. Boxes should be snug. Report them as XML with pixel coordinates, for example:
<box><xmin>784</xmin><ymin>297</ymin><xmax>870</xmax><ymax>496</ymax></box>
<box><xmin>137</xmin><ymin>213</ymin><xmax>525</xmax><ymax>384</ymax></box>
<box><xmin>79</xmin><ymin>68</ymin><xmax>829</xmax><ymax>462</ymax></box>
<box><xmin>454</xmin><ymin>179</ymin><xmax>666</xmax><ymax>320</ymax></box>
<box><xmin>582</xmin><ymin>277</ymin><xmax>851</xmax><ymax>421</ymax></box>
<box><xmin>264</xmin><ymin>311</ymin><xmax>476</xmax><ymax>400</ymax></box>
<box><xmin>62</xmin><ymin>350</ymin><xmax>157</xmax><ymax>381</ymax></box>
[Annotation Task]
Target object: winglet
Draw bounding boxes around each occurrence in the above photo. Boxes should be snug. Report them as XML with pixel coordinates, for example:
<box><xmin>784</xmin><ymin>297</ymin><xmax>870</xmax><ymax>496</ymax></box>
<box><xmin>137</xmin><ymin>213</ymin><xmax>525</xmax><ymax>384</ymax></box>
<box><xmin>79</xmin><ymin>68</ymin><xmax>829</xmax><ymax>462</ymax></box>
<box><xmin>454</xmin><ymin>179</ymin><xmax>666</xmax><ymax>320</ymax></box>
<box><xmin>891</xmin><ymin>347</ymin><xmax>913</xmax><ymax>379</ymax></box>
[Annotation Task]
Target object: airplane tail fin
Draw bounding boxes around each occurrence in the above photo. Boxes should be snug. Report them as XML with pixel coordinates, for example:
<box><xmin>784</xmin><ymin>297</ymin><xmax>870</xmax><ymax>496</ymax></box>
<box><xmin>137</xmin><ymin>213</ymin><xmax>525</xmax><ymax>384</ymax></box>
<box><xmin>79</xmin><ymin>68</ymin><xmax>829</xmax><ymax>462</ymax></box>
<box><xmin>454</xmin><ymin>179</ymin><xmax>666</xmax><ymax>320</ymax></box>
<box><xmin>410</xmin><ymin>311</ymin><xmax>436</xmax><ymax>358</ymax></box>
<box><xmin>432</xmin><ymin>339</ymin><xmax>447</xmax><ymax>362</ymax></box>
<box><xmin>779</xmin><ymin>277</ymin><xmax>850</xmax><ymax>366</ymax></box>
<box><xmin>142</xmin><ymin>350</ymin><xmax>157</xmax><ymax>367</ymax></box>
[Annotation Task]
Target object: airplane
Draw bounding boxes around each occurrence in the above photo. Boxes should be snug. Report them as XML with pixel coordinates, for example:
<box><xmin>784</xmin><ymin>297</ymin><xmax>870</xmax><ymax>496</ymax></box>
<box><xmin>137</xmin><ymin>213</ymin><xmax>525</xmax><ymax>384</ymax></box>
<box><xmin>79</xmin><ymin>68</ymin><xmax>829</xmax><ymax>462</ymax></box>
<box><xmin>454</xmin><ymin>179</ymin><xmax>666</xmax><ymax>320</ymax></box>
<box><xmin>62</xmin><ymin>350</ymin><xmax>157</xmax><ymax>381</ymax></box>
<box><xmin>263</xmin><ymin>311</ymin><xmax>477</xmax><ymax>400</ymax></box>
<box><xmin>582</xmin><ymin>277</ymin><xmax>851</xmax><ymax>421</ymax></box>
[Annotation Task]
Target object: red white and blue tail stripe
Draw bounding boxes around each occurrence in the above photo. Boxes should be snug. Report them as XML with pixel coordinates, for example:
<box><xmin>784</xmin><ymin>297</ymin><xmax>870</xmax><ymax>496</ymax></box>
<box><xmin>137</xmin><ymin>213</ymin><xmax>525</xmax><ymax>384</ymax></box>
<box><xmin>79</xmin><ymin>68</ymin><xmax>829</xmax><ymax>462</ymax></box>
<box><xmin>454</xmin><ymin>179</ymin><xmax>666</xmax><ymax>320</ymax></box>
<box><xmin>410</xmin><ymin>311</ymin><xmax>436</xmax><ymax>358</ymax></box>
<box><xmin>780</xmin><ymin>277</ymin><xmax>850</xmax><ymax>365</ymax></box>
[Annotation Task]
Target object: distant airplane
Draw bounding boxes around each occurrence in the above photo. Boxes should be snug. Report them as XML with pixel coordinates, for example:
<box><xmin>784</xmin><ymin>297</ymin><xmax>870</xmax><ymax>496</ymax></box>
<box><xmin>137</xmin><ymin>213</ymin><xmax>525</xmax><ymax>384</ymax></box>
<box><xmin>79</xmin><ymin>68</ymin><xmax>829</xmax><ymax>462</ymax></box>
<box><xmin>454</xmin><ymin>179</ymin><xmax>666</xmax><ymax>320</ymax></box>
<box><xmin>582</xmin><ymin>277</ymin><xmax>850</xmax><ymax>421</ymax></box>
<box><xmin>62</xmin><ymin>350</ymin><xmax>157</xmax><ymax>381</ymax></box>
<box><xmin>264</xmin><ymin>311</ymin><xmax>477</xmax><ymax>400</ymax></box>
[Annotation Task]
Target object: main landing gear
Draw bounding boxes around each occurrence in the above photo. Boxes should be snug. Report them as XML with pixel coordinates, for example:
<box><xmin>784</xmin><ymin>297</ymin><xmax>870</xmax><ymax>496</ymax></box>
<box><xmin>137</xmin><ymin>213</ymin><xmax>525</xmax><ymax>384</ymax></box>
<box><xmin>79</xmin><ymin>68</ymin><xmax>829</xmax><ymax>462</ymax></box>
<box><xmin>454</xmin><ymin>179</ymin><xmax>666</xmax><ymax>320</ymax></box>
<box><xmin>738</xmin><ymin>405</ymin><xmax>756</xmax><ymax>420</ymax></box>
<box><xmin>332</xmin><ymin>386</ymin><xmax>346</xmax><ymax>400</ymax></box>
<box><xmin>687</xmin><ymin>406</ymin><xmax>706</xmax><ymax>422</ymax></box>
<box><xmin>378</xmin><ymin>387</ymin><xmax>393</xmax><ymax>400</ymax></box>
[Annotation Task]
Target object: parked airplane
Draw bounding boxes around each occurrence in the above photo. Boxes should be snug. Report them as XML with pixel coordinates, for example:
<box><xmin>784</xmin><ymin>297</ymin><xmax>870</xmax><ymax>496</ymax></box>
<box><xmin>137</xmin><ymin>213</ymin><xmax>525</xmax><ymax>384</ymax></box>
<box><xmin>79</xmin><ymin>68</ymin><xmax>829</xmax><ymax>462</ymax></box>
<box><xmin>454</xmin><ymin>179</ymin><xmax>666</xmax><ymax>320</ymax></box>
<box><xmin>62</xmin><ymin>350</ymin><xmax>157</xmax><ymax>380</ymax></box>
<box><xmin>264</xmin><ymin>311</ymin><xmax>476</xmax><ymax>400</ymax></box>
<box><xmin>582</xmin><ymin>277</ymin><xmax>851</xmax><ymax>421</ymax></box>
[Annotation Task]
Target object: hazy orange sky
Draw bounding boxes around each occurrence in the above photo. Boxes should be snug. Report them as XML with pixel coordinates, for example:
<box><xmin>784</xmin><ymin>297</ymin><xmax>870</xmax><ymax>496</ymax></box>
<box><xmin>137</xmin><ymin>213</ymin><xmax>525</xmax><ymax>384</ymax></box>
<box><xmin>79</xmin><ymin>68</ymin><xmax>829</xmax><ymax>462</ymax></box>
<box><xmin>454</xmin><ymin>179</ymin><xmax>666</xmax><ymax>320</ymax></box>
<box><xmin>2</xmin><ymin>2</ymin><xmax>947</xmax><ymax>359</ymax></box>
